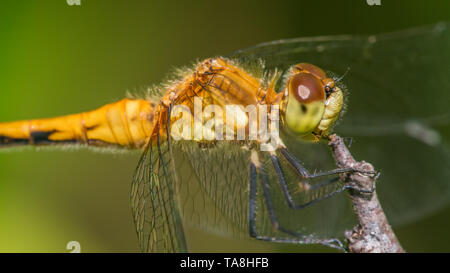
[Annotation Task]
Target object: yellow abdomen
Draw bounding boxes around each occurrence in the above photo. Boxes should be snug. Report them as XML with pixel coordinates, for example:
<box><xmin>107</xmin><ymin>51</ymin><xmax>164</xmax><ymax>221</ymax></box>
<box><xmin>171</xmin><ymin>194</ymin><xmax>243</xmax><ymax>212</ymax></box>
<box><xmin>0</xmin><ymin>99</ymin><xmax>155</xmax><ymax>149</ymax></box>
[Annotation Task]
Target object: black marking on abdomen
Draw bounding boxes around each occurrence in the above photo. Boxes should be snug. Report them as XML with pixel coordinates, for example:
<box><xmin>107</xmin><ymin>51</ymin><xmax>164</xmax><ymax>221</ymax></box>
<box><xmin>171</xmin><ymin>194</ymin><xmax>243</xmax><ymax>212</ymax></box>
<box><xmin>30</xmin><ymin>130</ymin><xmax>58</xmax><ymax>143</ymax></box>
<box><xmin>0</xmin><ymin>132</ymin><xmax>116</xmax><ymax>148</ymax></box>
<box><xmin>0</xmin><ymin>135</ymin><xmax>28</xmax><ymax>146</ymax></box>
<box><xmin>30</xmin><ymin>130</ymin><xmax>77</xmax><ymax>145</ymax></box>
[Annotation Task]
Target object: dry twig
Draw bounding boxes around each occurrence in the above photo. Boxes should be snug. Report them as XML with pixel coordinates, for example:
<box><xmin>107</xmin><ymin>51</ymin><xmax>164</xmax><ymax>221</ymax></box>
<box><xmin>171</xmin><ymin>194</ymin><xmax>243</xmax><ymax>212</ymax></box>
<box><xmin>328</xmin><ymin>134</ymin><xmax>405</xmax><ymax>253</ymax></box>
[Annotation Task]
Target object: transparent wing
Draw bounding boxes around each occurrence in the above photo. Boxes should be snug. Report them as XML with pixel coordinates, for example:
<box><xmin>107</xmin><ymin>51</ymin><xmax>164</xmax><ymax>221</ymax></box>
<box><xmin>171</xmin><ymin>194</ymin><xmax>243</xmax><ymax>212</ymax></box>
<box><xmin>257</xmin><ymin>146</ymin><xmax>356</xmax><ymax>240</ymax></box>
<box><xmin>170</xmin><ymin>139</ymin><xmax>355</xmax><ymax>245</ymax></box>
<box><xmin>130</xmin><ymin>134</ymin><xmax>187</xmax><ymax>252</ymax></box>
<box><xmin>172</xmin><ymin>141</ymin><xmax>251</xmax><ymax>239</ymax></box>
<box><xmin>232</xmin><ymin>22</ymin><xmax>450</xmax><ymax>226</ymax></box>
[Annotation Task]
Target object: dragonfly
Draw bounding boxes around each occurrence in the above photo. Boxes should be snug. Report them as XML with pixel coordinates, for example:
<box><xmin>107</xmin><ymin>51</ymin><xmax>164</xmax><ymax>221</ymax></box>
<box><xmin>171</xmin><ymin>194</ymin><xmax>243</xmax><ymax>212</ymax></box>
<box><xmin>0</xmin><ymin>22</ymin><xmax>449</xmax><ymax>252</ymax></box>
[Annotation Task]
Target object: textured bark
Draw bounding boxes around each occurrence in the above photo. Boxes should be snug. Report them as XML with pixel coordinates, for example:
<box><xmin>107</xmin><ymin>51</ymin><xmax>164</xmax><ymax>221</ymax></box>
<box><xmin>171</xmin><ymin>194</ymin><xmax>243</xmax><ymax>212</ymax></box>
<box><xmin>328</xmin><ymin>134</ymin><xmax>405</xmax><ymax>253</ymax></box>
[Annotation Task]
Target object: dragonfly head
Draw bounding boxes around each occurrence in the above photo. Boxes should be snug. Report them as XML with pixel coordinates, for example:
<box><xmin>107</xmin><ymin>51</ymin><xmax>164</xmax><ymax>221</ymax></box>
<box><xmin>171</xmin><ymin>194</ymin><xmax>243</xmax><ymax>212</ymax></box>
<box><xmin>281</xmin><ymin>63</ymin><xmax>344</xmax><ymax>141</ymax></box>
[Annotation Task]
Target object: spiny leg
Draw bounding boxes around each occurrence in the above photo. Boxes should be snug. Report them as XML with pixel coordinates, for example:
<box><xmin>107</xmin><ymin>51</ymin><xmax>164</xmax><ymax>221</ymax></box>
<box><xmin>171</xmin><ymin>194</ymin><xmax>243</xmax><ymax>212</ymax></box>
<box><xmin>271</xmin><ymin>151</ymin><xmax>376</xmax><ymax>211</ymax></box>
<box><xmin>270</xmin><ymin>155</ymin><xmax>347</xmax><ymax>210</ymax></box>
<box><xmin>249</xmin><ymin>163</ymin><xmax>297</xmax><ymax>238</ymax></box>
<box><xmin>280</xmin><ymin>148</ymin><xmax>376</xmax><ymax>194</ymax></box>
<box><xmin>248</xmin><ymin>162</ymin><xmax>344</xmax><ymax>250</ymax></box>
<box><xmin>281</xmin><ymin>148</ymin><xmax>355</xmax><ymax>178</ymax></box>
<box><xmin>248</xmin><ymin>162</ymin><xmax>259</xmax><ymax>239</ymax></box>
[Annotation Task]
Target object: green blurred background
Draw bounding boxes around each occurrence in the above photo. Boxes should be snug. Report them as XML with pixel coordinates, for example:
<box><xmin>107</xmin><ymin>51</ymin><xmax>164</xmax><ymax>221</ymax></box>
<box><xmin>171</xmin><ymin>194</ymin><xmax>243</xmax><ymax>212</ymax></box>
<box><xmin>0</xmin><ymin>0</ymin><xmax>449</xmax><ymax>252</ymax></box>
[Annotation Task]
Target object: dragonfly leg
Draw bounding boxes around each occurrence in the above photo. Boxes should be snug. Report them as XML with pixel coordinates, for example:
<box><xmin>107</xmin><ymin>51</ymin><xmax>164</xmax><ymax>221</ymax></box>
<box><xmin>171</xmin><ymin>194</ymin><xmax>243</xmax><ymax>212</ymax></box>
<box><xmin>271</xmin><ymin>155</ymin><xmax>375</xmax><ymax>210</ymax></box>
<box><xmin>280</xmin><ymin>148</ymin><xmax>376</xmax><ymax>178</ymax></box>
<box><xmin>248</xmin><ymin>162</ymin><xmax>345</xmax><ymax>251</ymax></box>
<box><xmin>280</xmin><ymin>148</ymin><xmax>376</xmax><ymax>195</ymax></box>
<box><xmin>307</xmin><ymin>176</ymin><xmax>341</xmax><ymax>191</ymax></box>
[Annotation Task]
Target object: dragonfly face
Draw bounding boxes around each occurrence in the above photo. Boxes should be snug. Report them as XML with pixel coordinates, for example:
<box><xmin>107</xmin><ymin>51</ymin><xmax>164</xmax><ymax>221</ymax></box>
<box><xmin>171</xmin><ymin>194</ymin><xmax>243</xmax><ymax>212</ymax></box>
<box><xmin>281</xmin><ymin>63</ymin><xmax>344</xmax><ymax>142</ymax></box>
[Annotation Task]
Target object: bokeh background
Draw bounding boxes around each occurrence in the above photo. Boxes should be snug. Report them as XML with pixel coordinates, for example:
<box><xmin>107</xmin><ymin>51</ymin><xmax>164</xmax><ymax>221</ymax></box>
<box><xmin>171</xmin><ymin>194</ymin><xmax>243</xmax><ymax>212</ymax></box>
<box><xmin>0</xmin><ymin>0</ymin><xmax>449</xmax><ymax>252</ymax></box>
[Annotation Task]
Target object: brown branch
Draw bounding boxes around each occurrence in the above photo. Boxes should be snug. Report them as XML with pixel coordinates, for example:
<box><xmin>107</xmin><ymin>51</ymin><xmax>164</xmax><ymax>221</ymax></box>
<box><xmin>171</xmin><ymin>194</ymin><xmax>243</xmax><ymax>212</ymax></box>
<box><xmin>328</xmin><ymin>134</ymin><xmax>405</xmax><ymax>253</ymax></box>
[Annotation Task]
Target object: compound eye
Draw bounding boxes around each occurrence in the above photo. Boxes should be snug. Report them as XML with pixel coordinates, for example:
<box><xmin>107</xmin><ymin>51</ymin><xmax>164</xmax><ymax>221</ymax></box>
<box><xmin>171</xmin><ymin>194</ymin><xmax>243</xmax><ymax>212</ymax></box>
<box><xmin>289</xmin><ymin>73</ymin><xmax>325</xmax><ymax>103</ymax></box>
<box><xmin>295</xmin><ymin>63</ymin><xmax>327</xmax><ymax>79</ymax></box>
